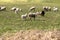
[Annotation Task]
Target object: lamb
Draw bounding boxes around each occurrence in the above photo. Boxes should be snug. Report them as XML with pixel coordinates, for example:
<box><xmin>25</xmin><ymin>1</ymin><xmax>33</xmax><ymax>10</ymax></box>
<box><xmin>21</xmin><ymin>13</ymin><xmax>28</xmax><ymax>20</ymax></box>
<box><xmin>53</xmin><ymin>7</ymin><xmax>58</xmax><ymax>12</ymax></box>
<box><xmin>29</xmin><ymin>6</ymin><xmax>36</xmax><ymax>12</ymax></box>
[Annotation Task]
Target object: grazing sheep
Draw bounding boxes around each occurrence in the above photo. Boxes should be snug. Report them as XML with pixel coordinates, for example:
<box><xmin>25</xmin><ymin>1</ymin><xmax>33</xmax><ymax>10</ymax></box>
<box><xmin>11</xmin><ymin>7</ymin><xmax>22</xmax><ymax>14</ymax></box>
<box><xmin>43</xmin><ymin>6</ymin><xmax>51</xmax><ymax>11</ymax></box>
<box><xmin>0</xmin><ymin>6</ymin><xmax>6</xmax><ymax>11</ymax></box>
<box><xmin>36</xmin><ymin>12</ymin><xmax>41</xmax><ymax>15</ymax></box>
<box><xmin>41</xmin><ymin>10</ymin><xmax>45</xmax><ymax>16</ymax></box>
<box><xmin>35</xmin><ymin>11</ymin><xmax>45</xmax><ymax>16</ymax></box>
<box><xmin>11</xmin><ymin>7</ymin><xmax>16</xmax><ymax>11</ymax></box>
<box><xmin>28</xmin><ymin>12</ymin><xmax>36</xmax><ymax>20</ymax></box>
<box><xmin>21</xmin><ymin>13</ymin><xmax>28</xmax><ymax>20</ymax></box>
<box><xmin>15</xmin><ymin>8</ymin><xmax>19</xmax><ymax>14</ymax></box>
<box><xmin>53</xmin><ymin>7</ymin><xmax>58</xmax><ymax>12</ymax></box>
<box><xmin>29</xmin><ymin>6</ymin><xmax>36</xmax><ymax>12</ymax></box>
<box><xmin>43</xmin><ymin>6</ymin><xmax>48</xmax><ymax>11</ymax></box>
<box><xmin>48</xmin><ymin>7</ymin><xmax>51</xmax><ymax>11</ymax></box>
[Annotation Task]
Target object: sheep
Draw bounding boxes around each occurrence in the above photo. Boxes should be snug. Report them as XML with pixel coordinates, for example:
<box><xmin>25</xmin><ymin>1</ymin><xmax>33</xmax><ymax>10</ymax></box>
<box><xmin>48</xmin><ymin>7</ymin><xmax>51</xmax><ymax>11</ymax></box>
<box><xmin>43</xmin><ymin>6</ymin><xmax>51</xmax><ymax>11</ymax></box>
<box><xmin>28</xmin><ymin>12</ymin><xmax>37</xmax><ymax>20</ymax></box>
<box><xmin>11</xmin><ymin>7</ymin><xmax>22</xmax><ymax>14</ymax></box>
<box><xmin>0</xmin><ymin>6</ymin><xmax>6</xmax><ymax>11</ymax></box>
<box><xmin>35</xmin><ymin>11</ymin><xmax>45</xmax><ymax>16</ymax></box>
<box><xmin>43</xmin><ymin>6</ymin><xmax>48</xmax><ymax>11</ymax></box>
<box><xmin>41</xmin><ymin>10</ymin><xmax>45</xmax><ymax>16</ymax></box>
<box><xmin>11</xmin><ymin>7</ymin><xmax>16</xmax><ymax>11</ymax></box>
<box><xmin>15</xmin><ymin>8</ymin><xmax>19</xmax><ymax>14</ymax></box>
<box><xmin>53</xmin><ymin>7</ymin><xmax>58</xmax><ymax>12</ymax></box>
<box><xmin>29</xmin><ymin>6</ymin><xmax>36</xmax><ymax>12</ymax></box>
<box><xmin>21</xmin><ymin>13</ymin><xmax>28</xmax><ymax>20</ymax></box>
<box><xmin>35</xmin><ymin>12</ymin><xmax>41</xmax><ymax>15</ymax></box>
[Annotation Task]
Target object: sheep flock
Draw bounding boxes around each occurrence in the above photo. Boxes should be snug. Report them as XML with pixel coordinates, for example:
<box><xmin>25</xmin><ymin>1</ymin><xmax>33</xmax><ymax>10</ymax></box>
<box><xmin>0</xmin><ymin>6</ymin><xmax>59</xmax><ymax>20</ymax></box>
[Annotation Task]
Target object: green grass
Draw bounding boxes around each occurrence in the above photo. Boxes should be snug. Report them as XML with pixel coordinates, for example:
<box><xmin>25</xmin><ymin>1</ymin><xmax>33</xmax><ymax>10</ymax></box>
<box><xmin>0</xmin><ymin>0</ymin><xmax>60</xmax><ymax>35</ymax></box>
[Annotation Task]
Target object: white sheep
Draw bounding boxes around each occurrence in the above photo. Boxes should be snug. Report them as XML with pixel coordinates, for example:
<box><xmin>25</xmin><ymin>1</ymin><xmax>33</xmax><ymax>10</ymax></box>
<box><xmin>36</xmin><ymin>12</ymin><xmax>41</xmax><ymax>15</ymax></box>
<box><xmin>11</xmin><ymin>7</ymin><xmax>16</xmax><ymax>11</ymax></box>
<box><xmin>53</xmin><ymin>7</ymin><xmax>58</xmax><ymax>12</ymax></box>
<box><xmin>36</xmin><ymin>11</ymin><xmax>45</xmax><ymax>16</ymax></box>
<box><xmin>0</xmin><ymin>6</ymin><xmax>6</xmax><ymax>11</ymax></box>
<box><xmin>48</xmin><ymin>7</ymin><xmax>51</xmax><ymax>11</ymax></box>
<box><xmin>15</xmin><ymin>8</ymin><xmax>19</xmax><ymax>14</ymax></box>
<box><xmin>21</xmin><ymin>13</ymin><xmax>28</xmax><ymax>20</ymax></box>
<box><xmin>29</xmin><ymin>6</ymin><xmax>36</xmax><ymax>12</ymax></box>
<box><xmin>11</xmin><ymin>7</ymin><xmax>22</xmax><ymax>14</ymax></box>
<box><xmin>45</xmin><ymin>6</ymin><xmax>48</xmax><ymax>9</ymax></box>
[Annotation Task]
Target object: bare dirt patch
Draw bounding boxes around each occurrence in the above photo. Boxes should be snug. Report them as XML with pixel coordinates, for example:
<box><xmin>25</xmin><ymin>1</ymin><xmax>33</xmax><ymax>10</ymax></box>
<box><xmin>0</xmin><ymin>30</ymin><xmax>60</xmax><ymax>40</ymax></box>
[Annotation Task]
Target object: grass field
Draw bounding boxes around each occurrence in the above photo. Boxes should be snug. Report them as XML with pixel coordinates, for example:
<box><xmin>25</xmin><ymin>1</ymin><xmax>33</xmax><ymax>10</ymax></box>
<box><xmin>0</xmin><ymin>0</ymin><xmax>60</xmax><ymax>35</ymax></box>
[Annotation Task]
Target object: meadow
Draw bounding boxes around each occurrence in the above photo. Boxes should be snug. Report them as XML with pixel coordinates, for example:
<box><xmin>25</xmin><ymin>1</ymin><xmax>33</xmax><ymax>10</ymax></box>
<box><xmin>0</xmin><ymin>0</ymin><xmax>60</xmax><ymax>35</ymax></box>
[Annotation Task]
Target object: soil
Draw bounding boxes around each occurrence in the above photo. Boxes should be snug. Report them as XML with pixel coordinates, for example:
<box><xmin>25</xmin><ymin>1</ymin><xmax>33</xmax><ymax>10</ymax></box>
<box><xmin>0</xmin><ymin>30</ymin><xmax>60</xmax><ymax>40</ymax></box>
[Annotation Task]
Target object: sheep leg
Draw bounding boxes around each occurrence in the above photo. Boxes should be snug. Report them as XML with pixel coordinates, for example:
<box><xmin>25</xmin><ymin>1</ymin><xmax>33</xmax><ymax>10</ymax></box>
<box><xmin>30</xmin><ymin>17</ymin><xmax>31</xmax><ymax>20</ymax></box>
<box><xmin>15</xmin><ymin>11</ymin><xmax>18</xmax><ymax>14</ymax></box>
<box><xmin>33</xmin><ymin>9</ymin><xmax>35</xmax><ymax>12</ymax></box>
<box><xmin>34</xmin><ymin>17</ymin><xmax>35</xmax><ymax>20</ymax></box>
<box><xmin>34</xmin><ymin>9</ymin><xmax>35</xmax><ymax>11</ymax></box>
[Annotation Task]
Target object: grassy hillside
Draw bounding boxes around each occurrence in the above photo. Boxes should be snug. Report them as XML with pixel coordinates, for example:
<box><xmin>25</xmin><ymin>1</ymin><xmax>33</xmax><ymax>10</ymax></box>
<box><xmin>0</xmin><ymin>0</ymin><xmax>60</xmax><ymax>35</ymax></box>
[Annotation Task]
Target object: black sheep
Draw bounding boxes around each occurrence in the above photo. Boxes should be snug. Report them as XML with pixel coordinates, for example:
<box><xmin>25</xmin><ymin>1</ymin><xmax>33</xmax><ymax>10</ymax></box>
<box><xmin>41</xmin><ymin>10</ymin><xmax>45</xmax><ymax>16</ymax></box>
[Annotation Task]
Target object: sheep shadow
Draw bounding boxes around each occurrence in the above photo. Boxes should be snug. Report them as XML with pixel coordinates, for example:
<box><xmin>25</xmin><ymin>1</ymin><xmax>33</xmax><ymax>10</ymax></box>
<box><xmin>20</xmin><ymin>18</ymin><xmax>46</xmax><ymax>22</ymax></box>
